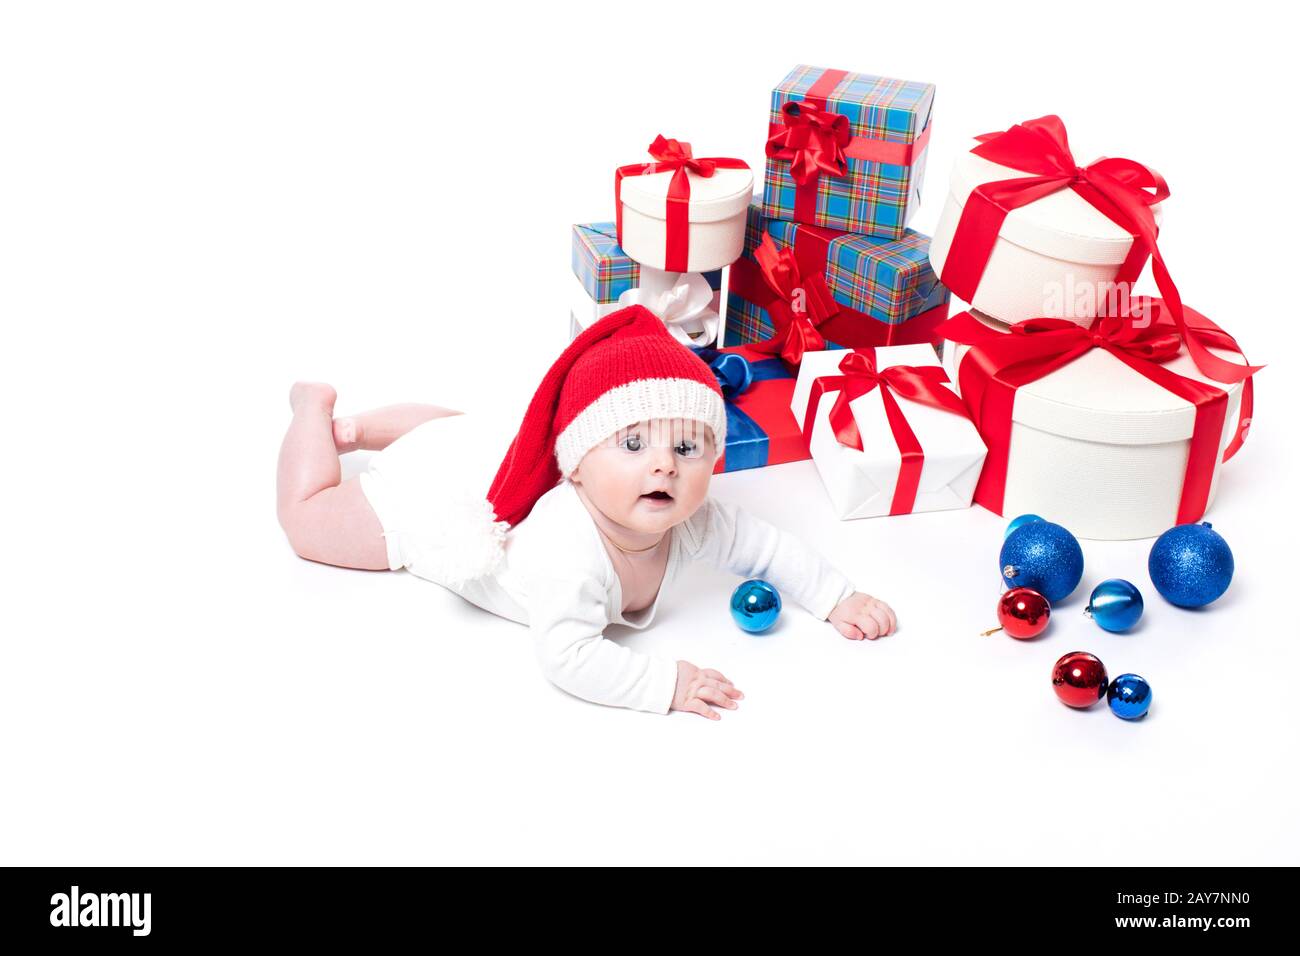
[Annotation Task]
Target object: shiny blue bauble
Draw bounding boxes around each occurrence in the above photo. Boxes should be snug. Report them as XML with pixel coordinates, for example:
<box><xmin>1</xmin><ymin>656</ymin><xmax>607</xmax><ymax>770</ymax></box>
<box><xmin>999</xmin><ymin>521</ymin><xmax>1084</xmax><ymax>603</ymax></box>
<box><xmin>730</xmin><ymin>579</ymin><xmax>782</xmax><ymax>633</ymax></box>
<box><xmin>1004</xmin><ymin>513</ymin><xmax>1046</xmax><ymax>540</ymax></box>
<box><xmin>1148</xmin><ymin>522</ymin><xmax>1234</xmax><ymax>608</ymax></box>
<box><xmin>1086</xmin><ymin>578</ymin><xmax>1145</xmax><ymax>633</ymax></box>
<box><xmin>1107</xmin><ymin>673</ymin><xmax>1152</xmax><ymax>720</ymax></box>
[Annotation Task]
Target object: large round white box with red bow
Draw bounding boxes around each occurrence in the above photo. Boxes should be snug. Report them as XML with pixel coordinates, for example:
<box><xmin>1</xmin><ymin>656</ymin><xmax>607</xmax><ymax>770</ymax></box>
<box><xmin>941</xmin><ymin>310</ymin><xmax>1248</xmax><ymax>540</ymax></box>
<box><xmin>617</xmin><ymin>166</ymin><xmax>753</xmax><ymax>273</ymax></box>
<box><xmin>928</xmin><ymin>141</ymin><xmax>1164</xmax><ymax>328</ymax></box>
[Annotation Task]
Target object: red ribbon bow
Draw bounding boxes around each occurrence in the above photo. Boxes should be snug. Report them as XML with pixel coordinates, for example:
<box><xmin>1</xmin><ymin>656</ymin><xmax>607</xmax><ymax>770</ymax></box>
<box><xmin>614</xmin><ymin>135</ymin><xmax>749</xmax><ymax>273</ymax></box>
<box><xmin>802</xmin><ymin>349</ymin><xmax>972</xmax><ymax>515</ymax></box>
<box><xmin>745</xmin><ymin>232</ymin><xmax>837</xmax><ymax>369</ymax></box>
<box><xmin>646</xmin><ymin>134</ymin><xmax>717</xmax><ymax>178</ymax></box>
<box><xmin>936</xmin><ymin>299</ymin><xmax>1254</xmax><ymax>525</ymax></box>
<box><xmin>941</xmin><ymin>115</ymin><xmax>1260</xmax><ymax>387</ymax></box>
<box><xmin>765</xmin><ymin>101</ymin><xmax>851</xmax><ymax>187</ymax></box>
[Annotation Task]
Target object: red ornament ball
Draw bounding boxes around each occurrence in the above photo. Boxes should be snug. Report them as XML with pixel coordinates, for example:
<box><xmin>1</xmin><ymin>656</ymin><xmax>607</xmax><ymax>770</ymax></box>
<box><xmin>997</xmin><ymin>587</ymin><xmax>1051</xmax><ymax>639</ymax></box>
<box><xmin>1052</xmin><ymin>651</ymin><xmax>1109</xmax><ymax>708</ymax></box>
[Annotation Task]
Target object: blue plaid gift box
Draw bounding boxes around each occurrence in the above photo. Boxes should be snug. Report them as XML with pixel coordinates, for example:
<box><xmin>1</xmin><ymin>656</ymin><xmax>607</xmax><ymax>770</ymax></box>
<box><xmin>724</xmin><ymin>201</ymin><xmax>949</xmax><ymax>348</ymax></box>
<box><xmin>762</xmin><ymin>65</ymin><xmax>935</xmax><ymax>240</ymax></box>
<box><xmin>571</xmin><ymin>222</ymin><xmax>723</xmax><ymax>341</ymax></box>
<box><xmin>572</xmin><ymin>222</ymin><xmax>721</xmax><ymax>304</ymax></box>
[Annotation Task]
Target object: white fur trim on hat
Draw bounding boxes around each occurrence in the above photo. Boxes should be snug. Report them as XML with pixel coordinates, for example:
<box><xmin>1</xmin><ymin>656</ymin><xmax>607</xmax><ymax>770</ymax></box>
<box><xmin>554</xmin><ymin>377</ymin><xmax>727</xmax><ymax>477</ymax></box>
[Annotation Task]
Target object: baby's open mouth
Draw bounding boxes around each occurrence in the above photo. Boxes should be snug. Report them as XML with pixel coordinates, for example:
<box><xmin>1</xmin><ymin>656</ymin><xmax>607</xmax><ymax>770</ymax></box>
<box><xmin>641</xmin><ymin>491</ymin><xmax>673</xmax><ymax>501</ymax></box>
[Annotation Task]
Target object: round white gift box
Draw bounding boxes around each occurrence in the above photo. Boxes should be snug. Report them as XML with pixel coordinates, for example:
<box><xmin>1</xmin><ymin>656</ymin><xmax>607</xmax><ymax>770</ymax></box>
<box><xmin>928</xmin><ymin>141</ymin><xmax>1163</xmax><ymax>328</ymax></box>
<box><xmin>617</xmin><ymin>166</ymin><xmax>753</xmax><ymax>273</ymax></box>
<box><xmin>942</xmin><ymin>311</ymin><xmax>1246</xmax><ymax>540</ymax></box>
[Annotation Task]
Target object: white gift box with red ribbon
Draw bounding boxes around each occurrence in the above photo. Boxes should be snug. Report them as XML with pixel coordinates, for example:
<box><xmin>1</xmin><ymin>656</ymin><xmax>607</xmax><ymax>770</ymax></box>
<box><xmin>790</xmin><ymin>345</ymin><xmax>987</xmax><ymax>520</ymax></box>
<box><xmin>940</xmin><ymin>310</ymin><xmax>1250</xmax><ymax>540</ymax></box>
<box><xmin>928</xmin><ymin>119</ymin><xmax>1166</xmax><ymax>328</ymax></box>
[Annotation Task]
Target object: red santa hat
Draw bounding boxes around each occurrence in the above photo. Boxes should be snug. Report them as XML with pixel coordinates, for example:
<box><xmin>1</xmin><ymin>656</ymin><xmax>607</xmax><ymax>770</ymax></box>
<box><xmin>432</xmin><ymin>305</ymin><xmax>727</xmax><ymax>585</ymax></box>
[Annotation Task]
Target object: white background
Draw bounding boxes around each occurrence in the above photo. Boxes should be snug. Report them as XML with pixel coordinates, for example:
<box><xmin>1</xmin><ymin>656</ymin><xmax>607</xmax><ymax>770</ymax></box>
<box><xmin>3</xmin><ymin>1</ymin><xmax>1297</xmax><ymax>865</ymax></box>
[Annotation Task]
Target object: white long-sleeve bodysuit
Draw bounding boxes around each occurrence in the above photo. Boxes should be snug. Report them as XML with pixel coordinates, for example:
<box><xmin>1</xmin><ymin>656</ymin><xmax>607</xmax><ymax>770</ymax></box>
<box><xmin>358</xmin><ymin>413</ymin><xmax>858</xmax><ymax>715</ymax></box>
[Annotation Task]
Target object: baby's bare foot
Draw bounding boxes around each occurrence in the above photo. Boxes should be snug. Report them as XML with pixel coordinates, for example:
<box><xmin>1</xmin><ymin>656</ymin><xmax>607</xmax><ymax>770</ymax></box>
<box><xmin>289</xmin><ymin>382</ymin><xmax>337</xmax><ymax>415</ymax></box>
<box><xmin>332</xmin><ymin>416</ymin><xmax>362</xmax><ymax>453</ymax></box>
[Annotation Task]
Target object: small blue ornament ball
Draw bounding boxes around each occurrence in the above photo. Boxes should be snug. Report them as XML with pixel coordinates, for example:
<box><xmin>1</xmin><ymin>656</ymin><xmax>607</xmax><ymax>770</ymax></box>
<box><xmin>730</xmin><ymin>579</ymin><xmax>782</xmax><ymax>633</ymax></box>
<box><xmin>1107</xmin><ymin>674</ymin><xmax>1152</xmax><ymax>720</ymax></box>
<box><xmin>1004</xmin><ymin>513</ymin><xmax>1046</xmax><ymax>540</ymax></box>
<box><xmin>1148</xmin><ymin>522</ymin><xmax>1234</xmax><ymax>608</ymax></box>
<box><xmin>999</xmin><ymin>520</ymin><xmax>1085</xmax><ymax>603</ymax></box>
<box><xmin>1086</xmin><ymin>579</ymin><xmax>1145</xmax><ymax>633</ymax></box>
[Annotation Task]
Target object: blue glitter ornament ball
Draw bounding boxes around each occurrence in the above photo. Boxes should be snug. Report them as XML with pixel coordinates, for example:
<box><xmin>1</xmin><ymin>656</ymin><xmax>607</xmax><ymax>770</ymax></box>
<box><xmin>999</xmin><ymin>520</ymin><xmax>1084</xmax><ymax>603</ymax></box>
<box><xmin>1004</xmin><ymin>513</ymin><xmax>1046</xmax><ymax>540</ymax></box>
<box><xmin>730</xmin><ymin>579</ymin><xmax>782</xmax><ymax>633</ymax></box>
<box><xmin>1148</xmin><ymin>522</ymin><xmax>1234</xmax><ymax>608</ymax></box>
<box><xmin>1107</xmin><ymin>674</ymin><xmax>1152</xmax><ymax>720</ymax></box>
<box><xmin>1086</xmin><ymin>579</ymin><xmax>1145</xmax><ymax>633</ymax></box>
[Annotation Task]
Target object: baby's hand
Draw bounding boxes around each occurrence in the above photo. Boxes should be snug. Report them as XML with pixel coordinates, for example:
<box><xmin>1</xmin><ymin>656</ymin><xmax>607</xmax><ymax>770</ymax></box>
<box><xmin>672</xmin><ymin>660</ymin><xmax>743</xmax><ymax>720</ymax></box>
<box><xmin>828</xmin><ymin>592</ymin><xmax>897</xmax><ymax>641</ymax></box>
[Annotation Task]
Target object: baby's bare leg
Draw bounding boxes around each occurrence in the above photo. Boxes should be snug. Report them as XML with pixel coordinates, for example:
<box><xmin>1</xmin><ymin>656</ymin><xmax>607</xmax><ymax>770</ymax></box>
<box><xmin>332</xmin><ymin>403</ymin><xmax>463</xmax><ymax>453</ymax></box>
<box><xmin>277</xmin><ymin>383</ymin><xmax>389</xmax><ymax>570</ymax></box>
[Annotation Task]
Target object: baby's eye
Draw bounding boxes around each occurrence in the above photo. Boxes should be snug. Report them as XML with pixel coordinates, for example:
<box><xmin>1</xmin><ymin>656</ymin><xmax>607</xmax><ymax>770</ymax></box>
<box><xmin>619</xmin><ymin>434</ymin><xmax>644</xmax><ymax>452</ymax></box>
<box><xmin>675</xmin><ymin>440</ymin><xmax>702</xmax><ymax>458</ymax></box>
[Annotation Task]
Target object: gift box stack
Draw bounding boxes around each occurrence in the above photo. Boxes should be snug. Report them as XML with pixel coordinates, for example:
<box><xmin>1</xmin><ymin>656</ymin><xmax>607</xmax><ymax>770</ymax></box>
<box><xmin>567</xmin><ymin>76</ymin><xmax>1260</xmax><ymax>537</ymax></box>
<box><xmin>725</xmin><ymin>65</ymin><xmax>950</xmax><ymax>354</ymax></box>
<box><xmin>926</xmin><ymin>115</ymin><xmax>1259</xmax><ymax>539</ymax></box>
<box><xmin>706</xmin><ymin>64</ymin><xmax>989</xmax><ymax>501</ymax></box>
<box><xmin>567</xmin><ymin>65</ymin><xmax>983</xmax><ymax>490</ymax></box>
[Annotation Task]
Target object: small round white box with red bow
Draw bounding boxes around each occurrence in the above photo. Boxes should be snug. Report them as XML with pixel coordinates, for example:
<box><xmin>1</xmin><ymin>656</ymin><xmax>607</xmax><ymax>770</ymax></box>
<box><xmin>615</xmin><ymin>135</ymin><xmax>752</xmax><ymax>274</ymax></box>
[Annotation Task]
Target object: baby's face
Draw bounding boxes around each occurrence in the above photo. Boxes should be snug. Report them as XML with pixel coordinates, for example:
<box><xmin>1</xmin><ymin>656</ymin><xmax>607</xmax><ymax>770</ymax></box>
<box><xmin>570</xmin><ymin>418</ymin><xmax>717</xmax><ymax>535</ymax></box>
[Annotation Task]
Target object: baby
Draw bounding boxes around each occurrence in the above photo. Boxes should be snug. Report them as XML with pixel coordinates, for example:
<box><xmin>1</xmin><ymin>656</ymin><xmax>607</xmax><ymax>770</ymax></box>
<box><xmin>276</xmin><ymin>305</ymin><xmax>896</xmax><ymax>719</ymax></box>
